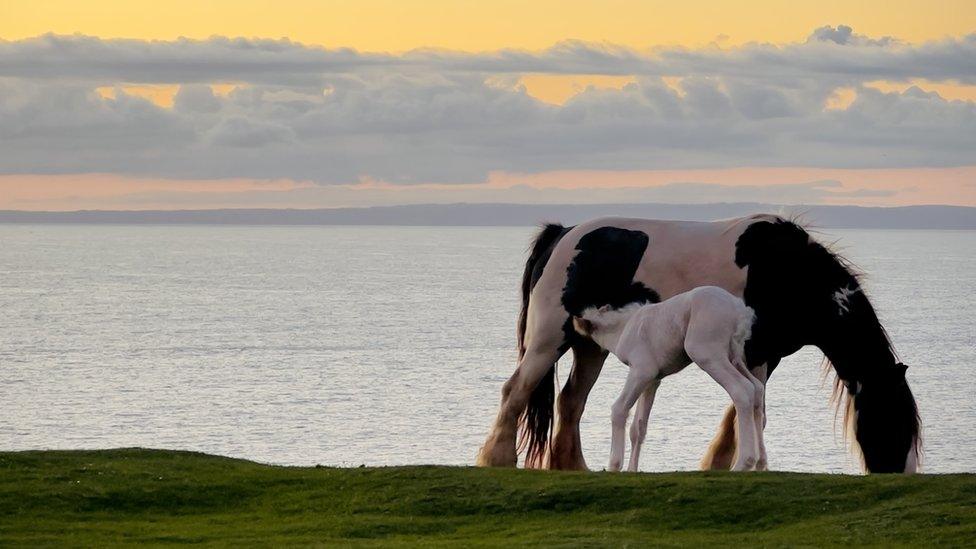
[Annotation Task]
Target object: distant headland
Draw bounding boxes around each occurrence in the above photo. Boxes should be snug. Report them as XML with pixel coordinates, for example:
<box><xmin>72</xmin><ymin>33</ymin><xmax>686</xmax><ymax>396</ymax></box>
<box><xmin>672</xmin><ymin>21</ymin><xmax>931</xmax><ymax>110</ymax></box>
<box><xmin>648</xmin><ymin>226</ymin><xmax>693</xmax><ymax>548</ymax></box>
<box><xmin>1</xmin><ymin>203</ymin><xmax>974</xmax><ymax>229</ymax></box>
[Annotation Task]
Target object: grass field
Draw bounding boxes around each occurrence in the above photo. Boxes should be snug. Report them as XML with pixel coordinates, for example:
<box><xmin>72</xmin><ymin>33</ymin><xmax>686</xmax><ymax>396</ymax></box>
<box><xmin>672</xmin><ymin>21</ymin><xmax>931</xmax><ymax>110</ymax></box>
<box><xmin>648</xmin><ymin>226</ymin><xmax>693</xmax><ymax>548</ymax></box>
<box><xmin>1</xmin><ymin>449</ymin><xmax>973</xmax><ymax>547</ymax></box>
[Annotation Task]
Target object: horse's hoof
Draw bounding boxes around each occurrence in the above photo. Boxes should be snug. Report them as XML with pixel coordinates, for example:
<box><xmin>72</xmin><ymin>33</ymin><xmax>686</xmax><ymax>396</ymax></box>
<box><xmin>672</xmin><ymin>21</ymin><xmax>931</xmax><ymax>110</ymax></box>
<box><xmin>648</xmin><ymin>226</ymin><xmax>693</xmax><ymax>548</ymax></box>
<box><xmin>475</xmin><ymin>442</ymin><xmax>517</xmax><ymax>468</ymax></box>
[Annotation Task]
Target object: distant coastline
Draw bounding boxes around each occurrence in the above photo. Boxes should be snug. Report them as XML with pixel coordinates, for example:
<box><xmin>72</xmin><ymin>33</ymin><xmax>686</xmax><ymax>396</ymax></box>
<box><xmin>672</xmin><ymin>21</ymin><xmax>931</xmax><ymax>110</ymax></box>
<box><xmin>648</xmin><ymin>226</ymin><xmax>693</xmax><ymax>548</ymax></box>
<box><xmin>1</xmin><ymin>203</ymin><xmax>974</xmax><ymax>229</ymax></box>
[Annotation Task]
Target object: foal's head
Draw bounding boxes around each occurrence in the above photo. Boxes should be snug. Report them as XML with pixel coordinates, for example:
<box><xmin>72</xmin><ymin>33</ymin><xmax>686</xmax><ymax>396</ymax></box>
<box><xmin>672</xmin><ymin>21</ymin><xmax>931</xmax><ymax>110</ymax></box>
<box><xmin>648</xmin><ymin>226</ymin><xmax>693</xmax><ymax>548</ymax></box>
<box><xmin>572</xmin><ymin>302</ymin><xmax>643</xmax><ymax>337</ymax></box>
<box><xmin>572</xmin><ymin>304</ymin><xmax>609</xmax><ymax>336</ymax></box>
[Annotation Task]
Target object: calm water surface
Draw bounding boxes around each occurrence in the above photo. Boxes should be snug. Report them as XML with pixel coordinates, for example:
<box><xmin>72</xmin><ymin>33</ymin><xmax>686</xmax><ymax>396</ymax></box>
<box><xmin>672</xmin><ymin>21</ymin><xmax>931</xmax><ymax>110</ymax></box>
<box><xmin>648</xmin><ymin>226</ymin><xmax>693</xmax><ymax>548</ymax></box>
<box><xmin>1</xmin><ymin>225</ymin><xmax>973</xmax><ymax>473</ymax></box>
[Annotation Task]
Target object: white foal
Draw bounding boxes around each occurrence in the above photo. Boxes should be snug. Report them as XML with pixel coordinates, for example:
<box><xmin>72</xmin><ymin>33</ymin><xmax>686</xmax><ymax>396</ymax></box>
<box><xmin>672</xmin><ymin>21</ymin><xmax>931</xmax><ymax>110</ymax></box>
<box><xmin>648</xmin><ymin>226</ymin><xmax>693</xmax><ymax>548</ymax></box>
<box><xmin>572</xmin><ymin>286</ymin><xmax>766</xmax><ymax>472</ymax></box>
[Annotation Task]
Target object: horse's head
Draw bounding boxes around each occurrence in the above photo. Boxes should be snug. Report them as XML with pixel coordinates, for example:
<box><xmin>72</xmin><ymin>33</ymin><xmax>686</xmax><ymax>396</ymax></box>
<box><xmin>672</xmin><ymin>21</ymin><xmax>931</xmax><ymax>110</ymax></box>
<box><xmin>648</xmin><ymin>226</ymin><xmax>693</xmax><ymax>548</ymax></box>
<box><xmin>852</xmin><ymin>362</ymin><xmax>921</xmax><ymax>473</ymax></box>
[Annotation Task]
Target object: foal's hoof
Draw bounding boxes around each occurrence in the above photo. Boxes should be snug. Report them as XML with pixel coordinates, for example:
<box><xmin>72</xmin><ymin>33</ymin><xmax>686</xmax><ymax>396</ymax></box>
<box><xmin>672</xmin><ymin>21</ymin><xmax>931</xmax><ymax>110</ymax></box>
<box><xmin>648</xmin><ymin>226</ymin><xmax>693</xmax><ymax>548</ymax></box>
<box><xmin>732</xmin><ymin>456</ymin><xmax>758</xmax><ymax>471</ymax></box>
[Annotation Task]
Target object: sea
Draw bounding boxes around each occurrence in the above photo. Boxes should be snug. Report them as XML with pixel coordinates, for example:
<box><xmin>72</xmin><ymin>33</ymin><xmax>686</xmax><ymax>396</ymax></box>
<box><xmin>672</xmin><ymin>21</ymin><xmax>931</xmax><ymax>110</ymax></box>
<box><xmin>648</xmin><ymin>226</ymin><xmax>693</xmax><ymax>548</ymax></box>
<box><xmin>1</xmin><ymin>225</ymin><xmax>973</xmax><ymax>473</ymax></box>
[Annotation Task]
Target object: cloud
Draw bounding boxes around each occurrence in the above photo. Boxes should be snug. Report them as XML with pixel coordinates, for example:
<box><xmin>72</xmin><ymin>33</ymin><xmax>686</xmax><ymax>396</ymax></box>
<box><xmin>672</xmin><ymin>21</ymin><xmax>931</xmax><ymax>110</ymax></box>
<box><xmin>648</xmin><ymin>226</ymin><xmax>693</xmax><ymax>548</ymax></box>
<box><xmin>3</xmin><ymin>29</ymin><xmax>974</xmax><ymax>84</ymax></box>
<box><xmin>207</xmin><ymin>116</ymin><xmax>295</xmax><ymax>147</ymax></box>
<box><xmin>0</xmin><ymin>27</ymin><xmax>975</xmax><ymax>185</ymax></box>
<box><xmin>0</xmin><ymin>34</ymin><xmax>390</xmax><ymax>86</ymax></box>
<box><xmin>174</xmin><ymin>84</ymin><xmax>221</xmax><ymax>113</ymax></box>
<box><xmin>0</xmin><ymin>177</ymin><xmax>898</xmax><ymax>210</ymax></box>
<box><xmin>807</xmin><ymin>24</ymin><xmax>898</xmax><ymax>46</ymax></box>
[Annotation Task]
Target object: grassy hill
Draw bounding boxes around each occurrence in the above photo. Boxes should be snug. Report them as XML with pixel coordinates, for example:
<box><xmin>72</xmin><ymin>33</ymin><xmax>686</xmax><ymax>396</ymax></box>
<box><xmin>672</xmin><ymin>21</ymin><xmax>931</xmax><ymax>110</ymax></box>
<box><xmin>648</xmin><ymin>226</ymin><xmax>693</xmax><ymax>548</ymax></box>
<box><xmin>1</xmin><ymin>449</ymin><xmax>973</xmax><ymax>547</ymax></box>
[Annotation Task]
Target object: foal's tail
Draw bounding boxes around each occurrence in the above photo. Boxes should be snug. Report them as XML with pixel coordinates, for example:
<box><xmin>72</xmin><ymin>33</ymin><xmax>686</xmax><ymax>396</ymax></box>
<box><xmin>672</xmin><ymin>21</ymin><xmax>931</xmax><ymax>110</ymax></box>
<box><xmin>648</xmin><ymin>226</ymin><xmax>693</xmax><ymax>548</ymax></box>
<box><xmin>729</xmin><ymin>306</ymin><xmax>756</xmax><ymax>370</ymax></box>
<box><xmin>516</xmin><ymin>223</ymin><xmax>569</xmax><ymax>467</ymax></box>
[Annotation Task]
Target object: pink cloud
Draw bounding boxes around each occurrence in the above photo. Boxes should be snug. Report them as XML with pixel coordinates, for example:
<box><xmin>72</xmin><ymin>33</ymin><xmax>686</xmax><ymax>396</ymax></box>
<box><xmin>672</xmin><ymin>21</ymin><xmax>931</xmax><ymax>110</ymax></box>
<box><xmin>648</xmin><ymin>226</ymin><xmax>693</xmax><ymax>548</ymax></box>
<box><xmin>1</xmin><ymin>167</ymin><xmax>973</xmax><ymax>211</ymax></box>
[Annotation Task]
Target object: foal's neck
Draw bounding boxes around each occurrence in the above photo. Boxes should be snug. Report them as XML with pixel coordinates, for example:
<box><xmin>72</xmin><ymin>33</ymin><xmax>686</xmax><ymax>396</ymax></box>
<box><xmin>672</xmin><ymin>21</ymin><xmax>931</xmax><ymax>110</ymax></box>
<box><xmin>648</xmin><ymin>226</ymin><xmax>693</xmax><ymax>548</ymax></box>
<box><xmin>589</xmin><ymin>305</ymin><xmax>642</xmax><ymax>354</ymax></box>
<box><xmin>591</xmin><ymin>326</ymin><xmax>626</xmax><ymax>355</ymax></box>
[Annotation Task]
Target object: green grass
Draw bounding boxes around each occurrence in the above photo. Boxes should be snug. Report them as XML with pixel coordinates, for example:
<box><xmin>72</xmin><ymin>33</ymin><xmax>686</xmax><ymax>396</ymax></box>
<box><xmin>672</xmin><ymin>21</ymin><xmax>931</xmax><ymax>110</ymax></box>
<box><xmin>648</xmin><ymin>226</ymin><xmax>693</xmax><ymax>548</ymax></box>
<box><xmin>0</xmin><ymin>449</ymin><xmax>973</xmax><ymax>547</ymax></box>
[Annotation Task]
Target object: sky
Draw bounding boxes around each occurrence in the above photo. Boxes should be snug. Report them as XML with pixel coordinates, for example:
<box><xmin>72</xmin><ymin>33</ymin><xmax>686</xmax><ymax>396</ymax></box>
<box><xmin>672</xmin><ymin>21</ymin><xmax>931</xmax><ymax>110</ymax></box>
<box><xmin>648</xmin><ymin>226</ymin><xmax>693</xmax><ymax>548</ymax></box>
<box><xmin>1</xmin><ymin>0</ymin><xmax>975</xmax><ymax>210</ymax></box>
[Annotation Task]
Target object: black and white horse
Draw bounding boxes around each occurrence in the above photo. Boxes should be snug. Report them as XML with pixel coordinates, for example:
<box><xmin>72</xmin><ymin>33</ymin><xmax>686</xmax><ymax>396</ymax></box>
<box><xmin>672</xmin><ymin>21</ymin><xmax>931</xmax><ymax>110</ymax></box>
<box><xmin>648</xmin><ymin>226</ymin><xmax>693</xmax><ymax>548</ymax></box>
<box><xmin>477</xmin><ymin>214</ymin><xmax>921</xmax><ymax>473</ymax></box>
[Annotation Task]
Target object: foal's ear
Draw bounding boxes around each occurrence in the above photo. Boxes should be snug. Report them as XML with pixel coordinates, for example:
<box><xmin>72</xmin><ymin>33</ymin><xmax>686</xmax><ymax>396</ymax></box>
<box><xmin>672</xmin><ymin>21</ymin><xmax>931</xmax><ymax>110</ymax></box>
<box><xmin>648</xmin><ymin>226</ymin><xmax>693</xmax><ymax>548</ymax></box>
<box><xmin>573</xmin><ymin>317</ymin><xmax>594</xmax><ymax>336</ymax></box>
<box><xmin>598</xmin><ymin>304</ymin><xmax>612</xmax><ymax>313</ymax></box>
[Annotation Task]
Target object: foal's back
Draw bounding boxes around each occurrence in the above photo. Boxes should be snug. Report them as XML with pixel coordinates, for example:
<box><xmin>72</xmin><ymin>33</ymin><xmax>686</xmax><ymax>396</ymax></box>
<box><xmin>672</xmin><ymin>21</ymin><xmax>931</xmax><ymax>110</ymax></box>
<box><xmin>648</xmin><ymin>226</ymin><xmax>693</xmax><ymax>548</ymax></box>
<box><xmin>618</xmin><ymin>286</ymin><xmax>754</xmax><ymax>374</ymax></box>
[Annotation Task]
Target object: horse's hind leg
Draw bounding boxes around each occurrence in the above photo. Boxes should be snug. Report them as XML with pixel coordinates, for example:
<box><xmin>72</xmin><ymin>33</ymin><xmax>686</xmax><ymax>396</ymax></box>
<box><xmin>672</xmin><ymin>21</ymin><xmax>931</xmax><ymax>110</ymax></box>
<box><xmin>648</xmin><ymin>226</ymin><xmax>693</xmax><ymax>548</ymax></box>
<box><xmin>550</xmin><ymin>339</ymin><xmax>607</xmax><ymax>470</ymax></box>
<box><xmin>477</xmin><ymin>346</ymin><xmax>563</xmax><ymax>467</ymax></box>
<box><xmin>627</xmin><ymin>379</ymin><xmax>660</xmax><ymax>472</ymax></box>
<box><xmin>477</xmin><ymin>310</ymin><xmax>567</xmax><ymax>468</ymax></box>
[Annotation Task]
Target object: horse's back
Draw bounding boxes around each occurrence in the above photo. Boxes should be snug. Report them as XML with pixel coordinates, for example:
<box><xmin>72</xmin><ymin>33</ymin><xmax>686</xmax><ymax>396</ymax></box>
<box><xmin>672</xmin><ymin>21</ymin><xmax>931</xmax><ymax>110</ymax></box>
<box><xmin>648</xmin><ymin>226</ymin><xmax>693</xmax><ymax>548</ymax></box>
<box><xmin>534</xmin><ymin>216</ymin><xmax>764</xmax><ymax>310</ymax></box>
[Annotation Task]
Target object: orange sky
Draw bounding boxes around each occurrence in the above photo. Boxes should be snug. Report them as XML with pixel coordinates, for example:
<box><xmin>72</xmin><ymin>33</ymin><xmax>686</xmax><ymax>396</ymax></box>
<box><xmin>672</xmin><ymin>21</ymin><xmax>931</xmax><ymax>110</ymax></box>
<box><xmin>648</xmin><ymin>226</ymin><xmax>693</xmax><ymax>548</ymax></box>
<box><xmin>3</xmin><ymin>167</ymin><xmax>974</xmax><ymax>210</ymax></box>
<box><xmin>5</xmin><ymin>0</ymin><xmax>975</xmax><ymax>51</ymax></box>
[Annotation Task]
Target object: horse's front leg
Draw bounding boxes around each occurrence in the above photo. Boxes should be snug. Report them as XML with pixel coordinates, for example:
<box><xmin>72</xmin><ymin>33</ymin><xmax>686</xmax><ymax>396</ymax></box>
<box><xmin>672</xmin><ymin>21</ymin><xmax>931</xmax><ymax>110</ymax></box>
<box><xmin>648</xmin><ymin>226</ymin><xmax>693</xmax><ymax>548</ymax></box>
<box><xmin>550</xmin><ymin>340</ymin><xmax>607</xmax><ymax>470</ymax></box>
<box><xmin>749</xmin><ymin>364</ymin><xmax>769</xmax><ymax>470</ymax></box>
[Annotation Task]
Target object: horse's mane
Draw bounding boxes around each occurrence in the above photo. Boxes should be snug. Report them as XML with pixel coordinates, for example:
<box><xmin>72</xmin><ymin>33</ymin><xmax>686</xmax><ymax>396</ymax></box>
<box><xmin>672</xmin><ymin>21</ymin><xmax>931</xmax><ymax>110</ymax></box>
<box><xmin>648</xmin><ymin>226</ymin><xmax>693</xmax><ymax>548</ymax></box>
<box><xmin>720</xmin><ymin>212</ymin><xmax>785</xmax><ymax>234</ymax></box>
<box><xmin>799</xmin><ymin>219</ymin><xmax>922</xmax><ymax>470</ymax></box>
<box><xmin>739</xmin><ymin>213</ymin><xmax>920</xmax><ymax>471</ymax></box>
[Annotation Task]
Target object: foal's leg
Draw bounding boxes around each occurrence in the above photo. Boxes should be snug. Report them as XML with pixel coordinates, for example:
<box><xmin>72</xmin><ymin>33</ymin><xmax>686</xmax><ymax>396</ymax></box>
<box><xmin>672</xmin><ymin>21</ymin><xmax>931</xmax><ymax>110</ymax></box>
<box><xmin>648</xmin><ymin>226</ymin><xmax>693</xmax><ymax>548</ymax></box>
<box><xmin>609</xmin><ymin>366</ymin><xmax>655</xmax><ymax>472</ymax></box>
<box><xmin>627</xmin><ymin>379</ymin><xmax>660</xmax><ymax>472</ymax></box>
<box><xmin>695</xmin><ymin>357</ymin><xmax>760</xmax><ymax>471</ymax></box>
<box><xmin>700</xmin><ymin>360</ymin><xmax>774</xmax><ymax>471</ymax></box>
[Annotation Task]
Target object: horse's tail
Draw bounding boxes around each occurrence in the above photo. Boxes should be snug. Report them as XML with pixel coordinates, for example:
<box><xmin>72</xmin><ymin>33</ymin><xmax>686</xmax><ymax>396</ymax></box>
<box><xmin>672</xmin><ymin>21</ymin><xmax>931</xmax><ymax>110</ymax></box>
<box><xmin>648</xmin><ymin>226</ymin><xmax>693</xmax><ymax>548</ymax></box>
<box><xmin>516</xmin><ymin>223</ymin><xmax>568</xmax><ymax>360</ymax></box>
<box><xmin>516</xmin><ymin>223</ymin><xmax>569</xmax><ymax>468</ymax></box>
<box><xmin>700</xmin><ymin>404</ymin><xmax>738</xmax><ymax>470</ymax></box>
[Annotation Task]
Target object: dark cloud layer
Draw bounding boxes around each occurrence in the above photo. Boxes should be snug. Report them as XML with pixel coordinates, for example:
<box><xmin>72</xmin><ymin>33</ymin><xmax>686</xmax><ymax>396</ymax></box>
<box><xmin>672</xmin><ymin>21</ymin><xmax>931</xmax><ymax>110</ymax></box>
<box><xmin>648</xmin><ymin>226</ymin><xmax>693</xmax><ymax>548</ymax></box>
<box><xmin>1</xmin><ymin>27</ymin><xmax>974</xmax><ymax>183</ymax></box>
